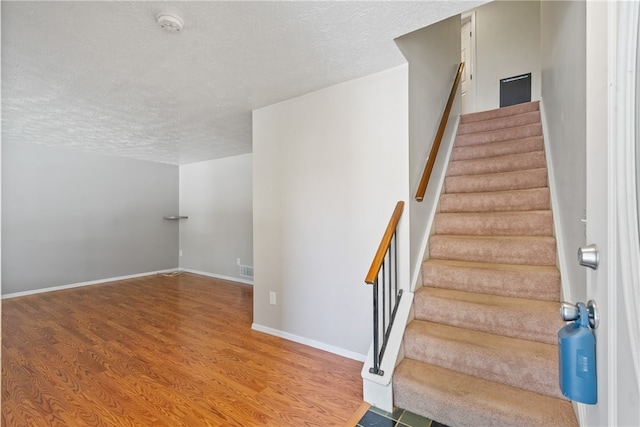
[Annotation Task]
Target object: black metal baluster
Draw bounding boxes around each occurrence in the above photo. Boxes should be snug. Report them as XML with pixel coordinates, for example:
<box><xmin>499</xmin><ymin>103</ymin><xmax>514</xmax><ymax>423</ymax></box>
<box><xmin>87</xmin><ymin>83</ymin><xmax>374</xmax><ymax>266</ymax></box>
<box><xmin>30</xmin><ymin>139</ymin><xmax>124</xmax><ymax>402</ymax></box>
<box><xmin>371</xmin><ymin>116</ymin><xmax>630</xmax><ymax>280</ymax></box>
<box><xmin>393</xmin><ymin>232</ymin><xmax>398</xmax><ymax>302</ymax></box>
<box><xmin>381</xmin><ymin>262</ymin><xmax>386</xmax><ymax>357</ymax></box>
<box><xmin>370</xmin><ymin>279</ymin><xmax>380</xmax><ymax>375</ymax></box>
<box><xmin>389</xmin><ymin>234</ymin><xmax>392</xmax><ymax>312</ymax></box>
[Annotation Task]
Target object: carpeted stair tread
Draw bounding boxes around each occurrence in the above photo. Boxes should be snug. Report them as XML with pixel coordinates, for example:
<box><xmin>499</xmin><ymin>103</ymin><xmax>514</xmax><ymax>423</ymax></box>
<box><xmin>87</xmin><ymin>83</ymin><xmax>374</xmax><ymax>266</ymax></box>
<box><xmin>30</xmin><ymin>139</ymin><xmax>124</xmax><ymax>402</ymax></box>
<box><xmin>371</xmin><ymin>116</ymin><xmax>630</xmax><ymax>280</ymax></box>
<box><xmin>458</xmin><ymin>110</ymin><xmax>541</xmax><ymax>135</ymax></box>
<box><xmin>439</xmin><ymin>187</ymin><xmax>551</xmax><ymax>212</ymax></box>
<box><xmin>451</xmin><ymin>136</ymin><xmax>544</xmax><ymax>161</ymax></box>
<box><xmin>429</xmin><ymin>234</ymin><xmax>557</xmax><ymax>265</ymax></box>
<box><xmin>393</xmin><ymin>359</ymin><xmax>577</xmax><ymax>427</ymax></box>
<box><xmin>433</xmin><ymin>210</ymin><xmax>553</xmax><ymax>236</ymax></box>
<box><xmin>413</xmin><ymin>287</ymin><xmax>563</xmax><ymax>344</ymax></box>
<box><xmin>404</xmin><ymin>320</ymin><xmax>564</xmax><ymax>399</ymax></box>
<box><xmin>455</xmin><ymin>123</ymin><xmax>542</xmax><ymax>147</ymax></box>
<box><xmin>445</xmin><ymin>167</ymin><xmax>547</xmax><ymax>193</ymax></box>
<box><xmin>393</xmin><ymin>102</ymin><xmax>576</xmax><ymax>426</ymax></box>
<box><xmin>422</xmin><ymin>259</ymin><xmax>560</xmax><ymax>301</ymax></box>
<box><xmin>447</xmin><ymin>150</ymin><xmax>547</xmax><ymax>177</ymax></box>
<box><xmin>460</xmin><ymin>101</ymin><xmax>539</xmax><ymax>124</ymax></box>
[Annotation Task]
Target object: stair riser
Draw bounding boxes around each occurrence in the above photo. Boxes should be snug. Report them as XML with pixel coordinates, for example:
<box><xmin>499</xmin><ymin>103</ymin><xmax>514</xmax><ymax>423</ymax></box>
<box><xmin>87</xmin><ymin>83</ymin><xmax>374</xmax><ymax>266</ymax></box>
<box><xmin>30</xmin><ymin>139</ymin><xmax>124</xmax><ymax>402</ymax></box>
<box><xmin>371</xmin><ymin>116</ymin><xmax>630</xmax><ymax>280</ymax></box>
<box><xmin>458</xmin><ymin>111</ymin><xmax>541</xmax><ymax>135</ymax></box>
<box><xmin>447</xmin><ymin>151</ymin><xmax>547</xmax><ymax>177</ymax></box>
<box><xmin>413</xmin><ymin>290</ymin><xmax>562</xmax><ymax>344</ymax></box>
<box><xmin>451</xmin><ymin>136</ymin><xmax>544</xmax><ymax>161</ymax></box>
<box><xmin>433</xmin><ymin>211</ymin><xmax>553</xmax><ymax>236</ymax></box>
<box><xmin>456</xmin><ymin>123</ymin><xmax>542</xmax><ymax>147</ymax></box>
<box><xmin>460</xmin><ymin>101</ymin><xmax>540</xmax><ymax>124</ymax></box>
<box><xmin>404</xmin><ymin>324</ymin><xmax>564</xmax><ymax>399</ymax></box>
<box><xmin>445</xmin><ymin>168</ymin><xmax>547</xmax><ymax>193</ymax></box>
<box><xmin>429</xmin><ymin>235</ymin><xmax>557</xmax><ymax>266</ymax></box>
<box><xmin>439</xmin><ymin>188</ymin><xmax>550</xmax><ymax>213</ymax></box>
<box><xmin>422</xmin><ymin>261</ymin><xmax>560</xmax><ymax>301</ymax></box>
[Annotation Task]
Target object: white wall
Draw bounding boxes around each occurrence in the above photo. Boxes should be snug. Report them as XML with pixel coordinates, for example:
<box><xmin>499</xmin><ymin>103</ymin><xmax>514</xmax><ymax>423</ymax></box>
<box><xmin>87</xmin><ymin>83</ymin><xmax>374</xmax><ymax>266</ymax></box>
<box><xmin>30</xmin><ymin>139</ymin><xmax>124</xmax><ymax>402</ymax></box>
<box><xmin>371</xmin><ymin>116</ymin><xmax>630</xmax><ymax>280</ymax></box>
<box><xmin>179</xmin><ymin>154</ymin><xmax>253</xmax><ymax>282</ymax></box>
<box><xmin>252</xmin><ymin>65</ymin><xmax>409</xmax><ymax>358</ymax></box>
<box><xmin>2</xmin><ymin>142</ymin><xmax>179</xmax><ymax>295</ymax></box>
<box><xmin>475</xmin><ymin>0</ymin><xmax>541</xmax><ymax>112</ymax></box>
<box><xmin>395</xmin><ymin>15</ymin><xmax>461</xmax><ymax>287</ymax></box>
<box><xmin>540</xmin><ymin>0</ymin><xmax>587</xmax><ymax>303</ymax></box>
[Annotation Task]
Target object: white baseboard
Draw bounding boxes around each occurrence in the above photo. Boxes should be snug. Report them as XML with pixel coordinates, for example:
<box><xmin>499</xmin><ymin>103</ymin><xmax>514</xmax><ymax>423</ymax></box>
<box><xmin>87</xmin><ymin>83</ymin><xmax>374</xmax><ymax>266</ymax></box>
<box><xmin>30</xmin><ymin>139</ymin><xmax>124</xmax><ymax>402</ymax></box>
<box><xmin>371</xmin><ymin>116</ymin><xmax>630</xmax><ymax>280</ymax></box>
<box><xmin>251</xmin><ymin>323</ymin><xmax>366</xmax><ymax>362</ymax></box>
<box><xmin>184</xmin><ymin>269</ymin><xmax>253</xmax><ymax>286</ymax></box>
<box><xmin>1</xmin><ymin>268</ymin><xmax>181</xmax><ymax>299</ymax></box>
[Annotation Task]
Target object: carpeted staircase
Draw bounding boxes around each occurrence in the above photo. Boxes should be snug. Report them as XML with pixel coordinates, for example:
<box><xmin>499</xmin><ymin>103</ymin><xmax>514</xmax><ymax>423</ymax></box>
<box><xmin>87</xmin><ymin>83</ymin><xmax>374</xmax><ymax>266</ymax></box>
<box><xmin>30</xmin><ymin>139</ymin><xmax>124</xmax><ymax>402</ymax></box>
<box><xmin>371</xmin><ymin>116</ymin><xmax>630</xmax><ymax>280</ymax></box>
<box><xmin>393</xmin><ymin>102</ymin><xmax>578</xmax><ymax>427</ymax></box>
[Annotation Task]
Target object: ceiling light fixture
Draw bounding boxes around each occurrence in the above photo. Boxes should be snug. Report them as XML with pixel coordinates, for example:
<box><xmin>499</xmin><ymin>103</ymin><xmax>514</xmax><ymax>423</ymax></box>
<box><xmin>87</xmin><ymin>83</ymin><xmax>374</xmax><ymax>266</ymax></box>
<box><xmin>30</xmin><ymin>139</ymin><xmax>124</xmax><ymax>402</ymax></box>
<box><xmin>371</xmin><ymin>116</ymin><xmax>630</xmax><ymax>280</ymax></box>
<box><xmin>157</xmin><ymin>13</ymin><xmax>184</xmax><ymax>33</ymax></box>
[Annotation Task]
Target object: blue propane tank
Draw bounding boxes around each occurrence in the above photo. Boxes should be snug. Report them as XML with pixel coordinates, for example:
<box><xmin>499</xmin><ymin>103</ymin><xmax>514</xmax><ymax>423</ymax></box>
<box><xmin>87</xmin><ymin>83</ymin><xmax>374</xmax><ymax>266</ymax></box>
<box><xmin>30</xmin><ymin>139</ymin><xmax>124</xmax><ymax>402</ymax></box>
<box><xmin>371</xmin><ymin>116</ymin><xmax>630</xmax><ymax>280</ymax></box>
<box><xmin>558</xmin><ymin>302</ymin><xmax>597</xmax><ymax>404</ymax></box>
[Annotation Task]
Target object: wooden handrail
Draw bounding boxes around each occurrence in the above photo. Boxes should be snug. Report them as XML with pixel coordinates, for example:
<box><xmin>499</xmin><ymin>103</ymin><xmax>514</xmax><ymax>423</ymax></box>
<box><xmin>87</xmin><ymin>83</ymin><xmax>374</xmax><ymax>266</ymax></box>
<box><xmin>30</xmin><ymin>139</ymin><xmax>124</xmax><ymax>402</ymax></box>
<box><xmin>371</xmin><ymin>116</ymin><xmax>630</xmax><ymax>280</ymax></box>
<box><xmin>415</xmin><ymin>62</ymin><xmax>465</xmax><ymax>202</ymax></box>
<box><xmin>365</xmin><ymin>201</ymin><xmax>405</xmax><ymax>284</ymax></box>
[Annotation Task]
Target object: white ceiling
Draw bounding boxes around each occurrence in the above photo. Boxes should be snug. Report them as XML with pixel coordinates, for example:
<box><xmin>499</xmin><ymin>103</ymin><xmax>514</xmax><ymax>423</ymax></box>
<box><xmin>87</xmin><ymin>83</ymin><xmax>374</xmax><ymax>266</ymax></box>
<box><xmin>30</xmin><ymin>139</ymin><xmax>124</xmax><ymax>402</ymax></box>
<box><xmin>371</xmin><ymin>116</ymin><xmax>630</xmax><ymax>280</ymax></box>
<box><xmin>2</xmin><ymin>1</ymin><xmax>483</xmax><ymax>165</ymax></box>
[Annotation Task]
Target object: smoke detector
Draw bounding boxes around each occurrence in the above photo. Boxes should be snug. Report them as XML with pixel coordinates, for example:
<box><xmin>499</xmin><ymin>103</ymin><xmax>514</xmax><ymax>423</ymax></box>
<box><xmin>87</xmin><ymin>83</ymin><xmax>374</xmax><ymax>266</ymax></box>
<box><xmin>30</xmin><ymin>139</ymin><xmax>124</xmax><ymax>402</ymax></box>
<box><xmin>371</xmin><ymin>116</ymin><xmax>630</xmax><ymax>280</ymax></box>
<box><xmin>157</xmin><ymin>13</ymin><xmax>184</xmax><ymax>33</ymax></box>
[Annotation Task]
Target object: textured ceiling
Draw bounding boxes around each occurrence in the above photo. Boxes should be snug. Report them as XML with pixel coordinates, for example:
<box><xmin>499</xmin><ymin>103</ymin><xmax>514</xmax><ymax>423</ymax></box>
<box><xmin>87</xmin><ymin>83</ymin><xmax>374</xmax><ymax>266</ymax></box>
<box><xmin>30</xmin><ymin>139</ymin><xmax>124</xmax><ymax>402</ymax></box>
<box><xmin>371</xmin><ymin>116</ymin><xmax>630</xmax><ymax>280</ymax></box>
<box><xmin>2</xmin><ymin>1</ymin><xmax>484</xmax><ymax>165</ymax></box>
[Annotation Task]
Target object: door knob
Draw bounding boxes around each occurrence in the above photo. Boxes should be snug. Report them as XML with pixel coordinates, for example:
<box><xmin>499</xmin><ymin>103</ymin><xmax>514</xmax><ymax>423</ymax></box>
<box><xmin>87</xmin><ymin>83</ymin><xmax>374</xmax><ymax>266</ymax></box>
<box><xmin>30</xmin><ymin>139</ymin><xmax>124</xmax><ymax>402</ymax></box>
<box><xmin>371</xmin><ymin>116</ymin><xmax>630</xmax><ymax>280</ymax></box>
<box><xmin>560</xmin><ymin>302</ymin><xmax>579</xmax><ymax>321</ymax></box>
<box><xmin>578</xmin><ymin>244</ymin><xmax>599</xmax><ymax>270</ymax></box>
<box><xmin>560</xmin><ymin>300</ymin><xmax>599</xmax><ymax>329</ymax></box>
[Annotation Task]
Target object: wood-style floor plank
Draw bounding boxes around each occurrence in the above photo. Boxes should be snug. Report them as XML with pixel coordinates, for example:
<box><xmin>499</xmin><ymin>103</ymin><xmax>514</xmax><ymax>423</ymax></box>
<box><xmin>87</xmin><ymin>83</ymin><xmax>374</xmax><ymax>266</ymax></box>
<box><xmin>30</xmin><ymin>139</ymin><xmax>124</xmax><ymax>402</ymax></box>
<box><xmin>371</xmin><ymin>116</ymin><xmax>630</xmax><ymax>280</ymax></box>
<box><xmin>2</xmin><ymin>273</ymin><xmax>364</xmax><ymax>426</ymax></box>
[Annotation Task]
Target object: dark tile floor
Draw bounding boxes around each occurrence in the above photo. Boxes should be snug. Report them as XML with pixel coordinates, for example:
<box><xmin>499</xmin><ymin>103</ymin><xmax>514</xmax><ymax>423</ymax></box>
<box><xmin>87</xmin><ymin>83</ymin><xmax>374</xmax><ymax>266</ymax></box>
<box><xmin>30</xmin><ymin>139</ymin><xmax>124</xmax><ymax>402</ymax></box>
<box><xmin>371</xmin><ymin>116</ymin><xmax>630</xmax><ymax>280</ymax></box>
<box><xmin>356</xmin><ymin>406</ymin><xmax>450</xmax><ymax>427</ymax></box>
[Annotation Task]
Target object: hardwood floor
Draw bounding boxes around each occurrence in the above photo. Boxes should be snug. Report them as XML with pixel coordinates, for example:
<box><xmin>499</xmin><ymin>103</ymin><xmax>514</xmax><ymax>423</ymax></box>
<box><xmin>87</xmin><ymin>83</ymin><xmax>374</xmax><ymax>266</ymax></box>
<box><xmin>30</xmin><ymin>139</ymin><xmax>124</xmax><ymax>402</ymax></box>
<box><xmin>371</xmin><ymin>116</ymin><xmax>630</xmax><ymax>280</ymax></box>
<box><xmin>2</xmin><ymin>273</ymin><xmax>364</xmax><ymax>426</ymax></box>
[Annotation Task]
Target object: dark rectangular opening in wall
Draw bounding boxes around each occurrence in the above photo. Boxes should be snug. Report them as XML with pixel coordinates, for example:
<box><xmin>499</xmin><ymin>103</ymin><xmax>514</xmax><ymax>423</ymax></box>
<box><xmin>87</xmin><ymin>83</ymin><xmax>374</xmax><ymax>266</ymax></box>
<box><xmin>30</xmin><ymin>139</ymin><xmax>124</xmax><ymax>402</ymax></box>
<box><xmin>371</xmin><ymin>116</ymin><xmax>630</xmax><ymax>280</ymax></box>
<box><xmin>500</xmin><ymin>73</ymin><xmax>531</xmax><ymax>108</ymax></box>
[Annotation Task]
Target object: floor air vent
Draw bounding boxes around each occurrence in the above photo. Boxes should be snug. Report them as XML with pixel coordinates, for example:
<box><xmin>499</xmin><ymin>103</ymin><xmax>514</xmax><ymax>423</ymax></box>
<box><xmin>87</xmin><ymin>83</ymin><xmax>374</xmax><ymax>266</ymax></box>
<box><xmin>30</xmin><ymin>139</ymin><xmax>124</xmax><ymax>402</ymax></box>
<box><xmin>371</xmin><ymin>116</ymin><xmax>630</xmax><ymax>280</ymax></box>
<box><xmin>239</xmin><ymin>265</ymin><xmax>254</xmax><ymax>278</ymax></box>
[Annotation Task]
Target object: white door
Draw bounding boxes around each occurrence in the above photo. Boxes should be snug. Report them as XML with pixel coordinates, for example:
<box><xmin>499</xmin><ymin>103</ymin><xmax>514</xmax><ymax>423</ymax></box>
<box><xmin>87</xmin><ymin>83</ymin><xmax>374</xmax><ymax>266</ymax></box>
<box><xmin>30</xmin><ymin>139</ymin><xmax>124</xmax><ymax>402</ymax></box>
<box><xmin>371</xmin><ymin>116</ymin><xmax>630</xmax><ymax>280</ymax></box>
<box><xmin>460</xmin><ymin>13</ymin><xmax>475</xmax><ymax>114</ymax></box>
<box><xmin>584</xmin><ymin>2</ymin><xmax>640</xmax><ymax>426</ymax></box>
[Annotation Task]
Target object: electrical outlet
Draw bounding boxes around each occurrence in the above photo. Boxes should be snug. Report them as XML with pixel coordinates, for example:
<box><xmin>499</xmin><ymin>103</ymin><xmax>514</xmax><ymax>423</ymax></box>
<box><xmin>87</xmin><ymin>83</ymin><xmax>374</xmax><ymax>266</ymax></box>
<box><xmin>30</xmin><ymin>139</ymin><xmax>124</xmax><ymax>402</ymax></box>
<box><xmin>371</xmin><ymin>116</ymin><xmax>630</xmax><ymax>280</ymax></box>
<box><xmin>237</xmin><ymin>257</ymin><xmax>241</xmax><ymax>265</ymax></box>
<box><xmin>269</xmin><ymin>291</ymin><xmax>276</xmax><ymax>305</ymax></box>
<box><xmin>179</xmin><ymin>249</ymin><xmax>183</xmax><ymax>257</ymax></box>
